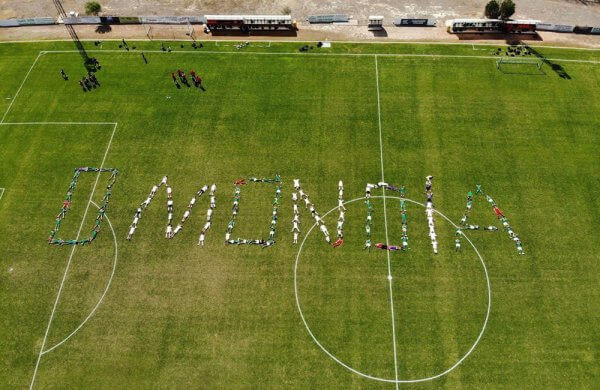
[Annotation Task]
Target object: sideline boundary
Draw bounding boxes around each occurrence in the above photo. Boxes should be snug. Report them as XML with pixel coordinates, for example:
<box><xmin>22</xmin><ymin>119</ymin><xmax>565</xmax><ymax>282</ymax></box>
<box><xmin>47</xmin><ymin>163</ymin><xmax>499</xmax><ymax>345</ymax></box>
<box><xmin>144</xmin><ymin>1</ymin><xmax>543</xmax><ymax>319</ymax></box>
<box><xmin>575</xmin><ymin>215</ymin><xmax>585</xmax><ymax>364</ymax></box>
<box><xmin>29</xmin><ymin>122</ymin><xmax>118</xmax><ymax>390</ymax></box>
<box><xmin>0</xmin><ymin>37</ymin><xmax>598</xmax><ymax>51</ymax></box>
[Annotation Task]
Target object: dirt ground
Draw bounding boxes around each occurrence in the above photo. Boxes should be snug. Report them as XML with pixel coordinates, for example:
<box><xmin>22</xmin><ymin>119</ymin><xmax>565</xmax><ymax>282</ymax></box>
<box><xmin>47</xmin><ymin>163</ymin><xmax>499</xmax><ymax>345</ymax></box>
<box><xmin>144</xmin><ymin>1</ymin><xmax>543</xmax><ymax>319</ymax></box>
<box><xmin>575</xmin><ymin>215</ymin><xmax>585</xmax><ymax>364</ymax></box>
<box><xmin>0</xmin><ymin>23</ymin><xmax>598</xmax><ymax>49</ymax></box>
<box><xmin>1</xmin><ymin>0</ymin><xmax>600</xmax><ymax>25</ymax></box>
<box><xmin>0</xmin><ymin>0</ymin><xmax>599</xmax><ymax>47</ymax></box>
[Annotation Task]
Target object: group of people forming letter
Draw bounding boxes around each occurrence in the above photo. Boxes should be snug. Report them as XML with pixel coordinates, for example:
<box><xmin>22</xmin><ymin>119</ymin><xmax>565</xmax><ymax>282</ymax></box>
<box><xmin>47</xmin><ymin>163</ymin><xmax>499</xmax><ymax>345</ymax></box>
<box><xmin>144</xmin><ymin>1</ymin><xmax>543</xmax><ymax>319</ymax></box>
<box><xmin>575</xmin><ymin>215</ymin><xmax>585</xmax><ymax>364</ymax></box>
<box><xmin>224</xmin><ymin>175</ymin><xmax>281</xmax><ymax>248</ymax></box>
<box><xmin>292</xmin><ymin>179</ymin><xmax>345</xmax><ymax>247</ymax></box>
<box><xmin>49</xmin><ymin>167</ymin><xmax>118</xmax><ymax>246</ymax></box>
<box><xmin>126</xmin><ymin>176</ymin><xmax>216</xmax><ymax>245</ymax></box>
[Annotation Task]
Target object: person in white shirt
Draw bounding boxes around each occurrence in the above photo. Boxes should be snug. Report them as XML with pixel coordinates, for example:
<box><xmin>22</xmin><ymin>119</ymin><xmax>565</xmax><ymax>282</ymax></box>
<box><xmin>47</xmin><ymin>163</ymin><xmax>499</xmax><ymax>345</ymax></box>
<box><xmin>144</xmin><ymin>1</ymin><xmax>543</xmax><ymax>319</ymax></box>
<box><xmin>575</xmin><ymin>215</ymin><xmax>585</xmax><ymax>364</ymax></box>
<box><xmin>293</xmin><ymin>204</ymin><xmax>298</xmax><ymax>214</ymax></box>
<box><xmin>338</xmin><ymin>199</ymin><xmax>346</xmax><ymax>210</ymax></box>
<box><xmin>198</xmin><ymin>233</ymin><xmax>205</xmax><ymax>246</ymax></box>
<box><xmin>173</xmin><ymin>225</ymin><xmax>182</xmax><ymax>235</ymax></box>
<box><xmin>166</xmin><ymin>186</ymin><xmax>172</xmax><ymax>198</ymax></box>
<box><xmin>319</xmin><ymin>223</ymin><xmax>329</xmax><ymax>236</ymax></box>
<box><xmin>150</xmin><ymin>185</ymin><xmax>158</xmax><ymax>197</ymax></box>
<box><xmin>161</xmin><ymin>176</ymin><xmax>168</xmax><ymax>185</ymax></box>
<box><xmin>293</xmin><ymin>231</ymin><xmax>298</xmax><ymax>244</ymax></box>
<box><xmin>210</xmin><ymin>184</ymin><xmax>216</xmax><ymax>193</ymax></box>
<box><xmin>292</xmin><ymin>221</ymin><xmax>300</xmax><ymax>232</ymax></box>
<box><xmin>165</xmin><ymin>225</ymin><xmax>172</xmax><ymax>238</ymax></box>
<box><xmin>127</xmin><ymin>226</ymin><xmax>135</xmax><ymax>240</ymax></box>
<box><xmin>207</xmin><ymin>208</ymin><xmax>213</xmax><ymax>220</ymax></box>
<box><xmin>293</xmin><ymin>179</ymin><xmax>300</xmax><ymax>189</ymax></box>
<box><xmin>292</xmin><ymin>192</ymin><xmax>297</xmax><ymax>202</ymax></box>
<box><xmin>203</xmin><ymin>221</ymin><xmax>211</xmax><ymax>231</ymax></box>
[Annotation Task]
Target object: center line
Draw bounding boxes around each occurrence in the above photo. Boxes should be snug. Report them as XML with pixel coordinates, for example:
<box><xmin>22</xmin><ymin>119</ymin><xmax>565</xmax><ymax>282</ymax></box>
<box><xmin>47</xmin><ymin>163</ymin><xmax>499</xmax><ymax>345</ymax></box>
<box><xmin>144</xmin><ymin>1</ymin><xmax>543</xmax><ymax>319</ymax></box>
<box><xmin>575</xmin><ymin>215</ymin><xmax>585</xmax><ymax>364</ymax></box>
<box><xmin>375</xmin><ymin>55</ymin><xmax>400</xmax><ymax>389</ymax></box>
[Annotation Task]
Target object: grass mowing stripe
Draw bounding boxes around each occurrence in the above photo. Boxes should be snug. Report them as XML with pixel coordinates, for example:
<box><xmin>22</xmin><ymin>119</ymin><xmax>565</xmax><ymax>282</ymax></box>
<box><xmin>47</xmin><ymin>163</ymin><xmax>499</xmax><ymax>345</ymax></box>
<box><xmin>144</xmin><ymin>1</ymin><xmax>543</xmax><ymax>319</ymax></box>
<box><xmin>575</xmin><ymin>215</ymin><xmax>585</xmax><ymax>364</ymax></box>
<box><xmin>30</xmin><ymin>123</ymin><xmax>117</xmax><ymax>389</ymax></box>
<box><xmin>375</xmin><ymin>55</ymin><xmax>400</xmax><ymax>388</ymax></box>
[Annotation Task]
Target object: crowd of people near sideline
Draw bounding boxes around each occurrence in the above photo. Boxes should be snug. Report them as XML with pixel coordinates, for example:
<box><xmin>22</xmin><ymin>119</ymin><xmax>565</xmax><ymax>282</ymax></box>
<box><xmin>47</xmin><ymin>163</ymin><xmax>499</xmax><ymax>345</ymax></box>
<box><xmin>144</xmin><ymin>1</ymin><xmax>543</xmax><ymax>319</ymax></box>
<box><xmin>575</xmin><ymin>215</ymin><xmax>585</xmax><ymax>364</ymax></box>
<box><xmin>171</xmin><ymin>69</ymin><xmax>204</xmax><ymax>89</ymax></box>
<box><xmin>292</xmin><ymin>179</ymin><xmax>344</xmax><ymax>247</ymax></box>
<box><xmin>48</xmin><ymin>167</ymin><xmax>118</xmax><ymax>246</ymax></box>
<box><xmin>78</xmin><ymin>71</ymin><xmax>100</xmax><ymax>92</ymax></box>
<box><xmin>126</xmin><ymin>176</ymin><xmax>216</xmax><ymax>245</ymax></box>
<box><xmin>225</xmin><ymin>175</ymin><xmax>281</xmax><ymax>248</ymax></box>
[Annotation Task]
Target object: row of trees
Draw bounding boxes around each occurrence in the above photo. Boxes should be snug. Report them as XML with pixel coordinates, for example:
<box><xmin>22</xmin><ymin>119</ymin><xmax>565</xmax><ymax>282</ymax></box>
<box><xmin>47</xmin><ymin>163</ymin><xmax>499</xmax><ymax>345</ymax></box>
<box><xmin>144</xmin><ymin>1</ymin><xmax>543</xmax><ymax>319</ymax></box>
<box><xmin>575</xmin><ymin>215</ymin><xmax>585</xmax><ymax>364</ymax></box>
<box><xmin>485</xmin><ymin>0</ymin><xmax>516</xmax><ymax>20</ymax></box>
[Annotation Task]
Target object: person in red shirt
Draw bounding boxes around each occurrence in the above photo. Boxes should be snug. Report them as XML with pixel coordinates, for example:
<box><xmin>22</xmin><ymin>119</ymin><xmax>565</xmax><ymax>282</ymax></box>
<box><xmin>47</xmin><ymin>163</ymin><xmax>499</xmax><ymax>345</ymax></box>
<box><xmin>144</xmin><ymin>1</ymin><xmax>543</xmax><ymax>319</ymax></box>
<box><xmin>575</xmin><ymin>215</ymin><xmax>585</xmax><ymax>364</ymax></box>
<box><xmin>332</xmin><ymin>238</ymin><xmax>343</xmax><ymax>248</ymax></box>
<box><xmin>493</xmin><ymin>205</ymin><xmax>504</xmax><ymax>218</ymax></box>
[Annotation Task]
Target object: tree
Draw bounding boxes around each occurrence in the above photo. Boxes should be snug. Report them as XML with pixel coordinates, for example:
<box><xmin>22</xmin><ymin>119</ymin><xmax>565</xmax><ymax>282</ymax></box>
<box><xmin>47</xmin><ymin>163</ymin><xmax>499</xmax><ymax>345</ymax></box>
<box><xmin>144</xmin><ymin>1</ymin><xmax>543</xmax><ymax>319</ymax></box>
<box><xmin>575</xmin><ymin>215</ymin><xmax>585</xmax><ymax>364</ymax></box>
<box><xmin>85</xmin><ymin>1</ymin><xmax>102</xmax><ymax>15</ymax></box>
<box><xmin>484</xmin><ymin>0</ymin><xmax>501</xmax><ymax>19</ymax></box>
<box><xmin>499</xmin><ymin>0</ymin><xmax>516</xmax><ymax>20</ymax></box>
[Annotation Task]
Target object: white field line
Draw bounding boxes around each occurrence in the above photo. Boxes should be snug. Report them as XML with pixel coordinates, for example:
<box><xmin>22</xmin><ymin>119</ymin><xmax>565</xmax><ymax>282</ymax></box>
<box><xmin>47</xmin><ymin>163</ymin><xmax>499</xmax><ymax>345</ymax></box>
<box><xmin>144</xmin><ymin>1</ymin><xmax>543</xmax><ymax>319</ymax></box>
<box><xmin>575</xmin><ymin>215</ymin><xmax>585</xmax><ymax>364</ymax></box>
<box><xmin>0</xmin><ymin>37</ymin><xmax>598</xmax><ymax>51</ymax></box>
<box><xmin>0</xmin><ymin>188</ymin><xmax>4</xmax><ymax>201</ymax></box>
<box><xmin>29</xmin><ymin>122</ymin><xmax>118</xmax><ymax>390</ymax></box>
<box><xmin>0</xmin><ymin>122</ymin><xmax>117</xmax><ymax>125</ymax></box>
<box><xmin>39</xmin><ymin>49</ymin><xmax>600</xmax><ymax>64</ymax></box>
<box><xmin>1</xmin><ymin>51</ymin><xmax>43</xmax><ymax>123</ymax></box>
<box><xmin>374</xmin><ymin>55</ymin><xmax>400</xmax><ymax>389</ymax></box>
<box><xmin>294</xmin><ymin>196</ymin><xmax>492</xmax><ymax>383</ymax></box>
<box><xmin>41</xmin><ymin>200</ymin><xmax>118</xmax><ymax>355</ymax></box>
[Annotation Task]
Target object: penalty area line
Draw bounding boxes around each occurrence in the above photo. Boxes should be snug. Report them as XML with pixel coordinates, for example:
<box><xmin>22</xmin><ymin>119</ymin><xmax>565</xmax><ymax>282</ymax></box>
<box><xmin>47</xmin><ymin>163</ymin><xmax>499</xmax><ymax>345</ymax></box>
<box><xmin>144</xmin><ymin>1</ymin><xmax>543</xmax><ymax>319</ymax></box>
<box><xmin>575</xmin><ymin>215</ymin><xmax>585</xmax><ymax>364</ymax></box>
<box><xmin>29</xmin><ymin>122</ymin><xmax>118</xmax><ymax>390</ymax></box>
<box><xmin>1</xmin><ymin>51</ymin><xmax>43</xmax><ymax>124</ymax></box>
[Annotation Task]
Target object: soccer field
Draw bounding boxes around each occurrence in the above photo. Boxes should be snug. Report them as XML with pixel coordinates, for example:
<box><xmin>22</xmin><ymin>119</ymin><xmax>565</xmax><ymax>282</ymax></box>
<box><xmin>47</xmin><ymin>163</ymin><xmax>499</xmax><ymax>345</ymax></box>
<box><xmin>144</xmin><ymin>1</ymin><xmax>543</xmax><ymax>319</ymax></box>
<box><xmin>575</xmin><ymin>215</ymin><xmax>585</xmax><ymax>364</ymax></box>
<box><xmin>0</xmin><ymin>40</ymin><xmax>598</xmax><ymax>388</ymax></box>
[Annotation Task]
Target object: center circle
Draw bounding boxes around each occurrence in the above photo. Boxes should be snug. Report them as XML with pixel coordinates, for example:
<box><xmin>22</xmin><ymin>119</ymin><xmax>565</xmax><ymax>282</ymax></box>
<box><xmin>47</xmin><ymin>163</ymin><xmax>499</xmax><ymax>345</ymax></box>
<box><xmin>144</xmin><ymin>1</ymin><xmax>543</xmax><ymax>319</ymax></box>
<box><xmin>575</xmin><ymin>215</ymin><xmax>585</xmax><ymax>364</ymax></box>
<box><xmin>294</xmin><ymin>195</ymin><xmax>491</xmax><ymax>384</ymax></box>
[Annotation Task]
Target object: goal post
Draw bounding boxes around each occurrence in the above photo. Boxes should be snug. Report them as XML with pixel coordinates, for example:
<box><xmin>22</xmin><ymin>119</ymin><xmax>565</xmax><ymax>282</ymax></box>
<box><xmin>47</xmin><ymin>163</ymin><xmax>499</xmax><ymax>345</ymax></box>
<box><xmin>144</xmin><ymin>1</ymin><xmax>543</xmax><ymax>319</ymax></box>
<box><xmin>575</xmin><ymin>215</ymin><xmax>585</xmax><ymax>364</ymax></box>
<box><xmin>496</xmin><ymin>57</ymin><xmax>543</xmax><ymax>70</ymax></box>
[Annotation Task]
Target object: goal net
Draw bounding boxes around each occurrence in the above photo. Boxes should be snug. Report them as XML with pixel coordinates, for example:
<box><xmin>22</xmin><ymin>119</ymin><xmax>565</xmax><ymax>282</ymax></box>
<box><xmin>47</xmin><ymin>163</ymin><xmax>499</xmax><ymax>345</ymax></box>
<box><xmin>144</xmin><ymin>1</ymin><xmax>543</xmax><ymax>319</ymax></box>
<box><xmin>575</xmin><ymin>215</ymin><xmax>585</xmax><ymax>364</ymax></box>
<box><xmin>496</xmin><ymin>57</ymin><xmax>544</xmax><ymax>73</ymax></box>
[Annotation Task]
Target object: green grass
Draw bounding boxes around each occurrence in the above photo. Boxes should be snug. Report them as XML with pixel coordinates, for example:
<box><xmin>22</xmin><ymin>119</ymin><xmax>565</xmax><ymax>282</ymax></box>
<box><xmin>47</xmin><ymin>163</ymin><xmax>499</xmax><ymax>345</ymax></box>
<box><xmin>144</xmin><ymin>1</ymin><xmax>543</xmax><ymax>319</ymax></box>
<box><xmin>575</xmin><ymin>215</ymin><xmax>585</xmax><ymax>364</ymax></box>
<box><xmin>0</xmin><ymin>40</ymin><xmax>598</xmax><ymax>388</ymax></box>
